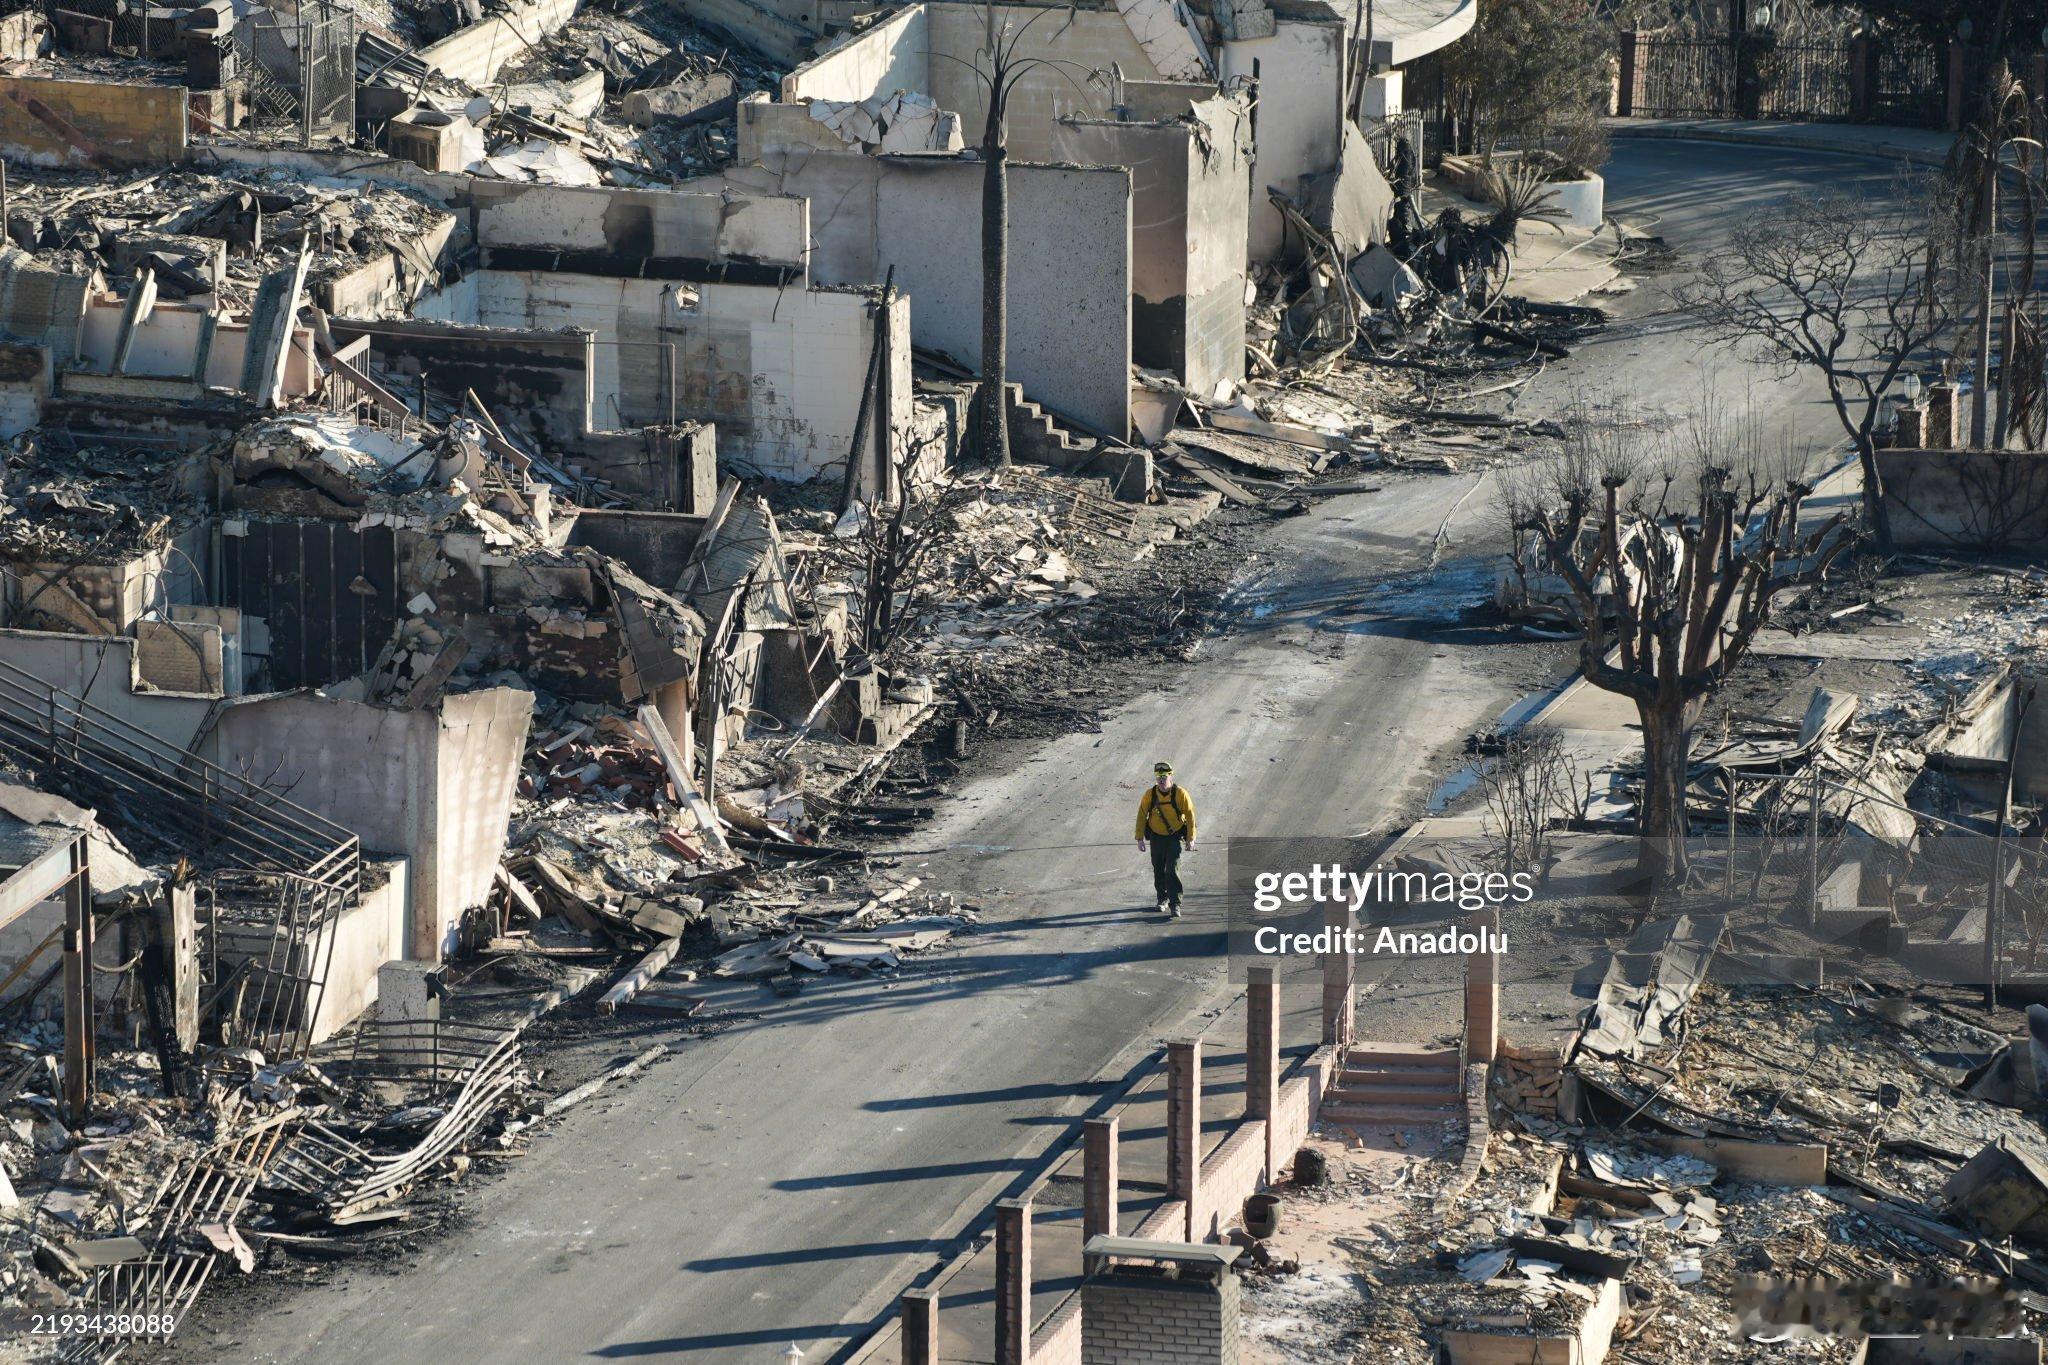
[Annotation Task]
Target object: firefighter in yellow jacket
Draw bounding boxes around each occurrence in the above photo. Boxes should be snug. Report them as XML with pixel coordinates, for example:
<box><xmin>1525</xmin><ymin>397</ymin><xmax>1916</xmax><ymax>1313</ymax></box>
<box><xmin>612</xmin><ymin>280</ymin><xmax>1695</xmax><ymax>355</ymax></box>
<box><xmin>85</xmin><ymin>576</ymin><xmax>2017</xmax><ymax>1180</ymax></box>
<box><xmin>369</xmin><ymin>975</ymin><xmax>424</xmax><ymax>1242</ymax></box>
<box><xmin>1135</xmin><ymin>761</ymin><xmax>1196</xmax><ymax>917</ymax></box>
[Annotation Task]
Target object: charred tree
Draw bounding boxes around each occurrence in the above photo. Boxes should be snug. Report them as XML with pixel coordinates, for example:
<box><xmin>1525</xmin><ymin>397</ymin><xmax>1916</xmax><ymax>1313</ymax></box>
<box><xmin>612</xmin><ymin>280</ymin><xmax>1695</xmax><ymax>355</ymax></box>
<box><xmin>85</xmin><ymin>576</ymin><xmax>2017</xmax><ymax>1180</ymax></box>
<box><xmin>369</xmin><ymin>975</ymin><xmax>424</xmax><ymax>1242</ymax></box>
<box><xmin>1684</xmin><ymin>183</ymin><xmax>1964</xmax><ymax>553</ymax></box>
<box><xmin>1520</xmin><ymin>466</ymin><xmax>1843</xmax><ymax>880</ymax></box>
<box><xmin>942</xmin><ymin>4</ymin><xmax>1097</xmax><ymax>469</ymax></box>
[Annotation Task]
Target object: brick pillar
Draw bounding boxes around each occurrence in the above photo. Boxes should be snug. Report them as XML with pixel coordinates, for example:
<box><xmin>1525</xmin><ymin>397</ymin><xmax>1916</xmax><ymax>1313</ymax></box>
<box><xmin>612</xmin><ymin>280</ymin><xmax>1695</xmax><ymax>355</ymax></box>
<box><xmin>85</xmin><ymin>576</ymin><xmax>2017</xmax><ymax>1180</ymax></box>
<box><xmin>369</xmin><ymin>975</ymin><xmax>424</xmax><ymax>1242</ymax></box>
<box><xmin>1615</xmin><ymin>30</ymin><xmax>1638</xmax><ymax>117</ymax></box>
<box><xmin>1166</xmin><ymin>1039</ymin><xmax>1202</xmax><ymax>1241</ymax></box>
<box><xmin>1464</xmin><ymin>906</ymin><xmax>1500</xmax><ymax>1065</ymax></box>
<box><xmin>1246</xmin><ymin>964</ymin><xmax>1279</xmax><ymax>1182</ymax></box>
<box><xmin>901</xmin><ymin>1288</ymin><xmax>939</xmax><ymax>1365</ymax></box>
<box><xmin>1083</xmin><ymin>1115</ymin><xmax>1119</xmax><ymax>1244</ymax></box>
<box><xmin>1848</xmin><ymin>34</ymin><xmax>1874</xmax><ymax>121</ymax></box>
<box><xmin>1926</xmin><ymin>382</ymin><xmax>1957</xmax><ymax>450</ymax></box>
<box><xmin>1894</xmin><ymin>402</ymin><xmax>1928</xmax><ymax>449</ymax></box>
<box><xmin>1947</xmin><ymin>41</ymin><xmax>1967</xmax><ymax>131</ymax></box>
<box><xmin>994</xmin><ymin>1198</ymin><xmax>1031</xmax><ymax>1365</ymax></box>
<box><xmin>1320</xmin><ymin>897</ymin><xmax>1353</xmax><ymax>1050</ymax></box>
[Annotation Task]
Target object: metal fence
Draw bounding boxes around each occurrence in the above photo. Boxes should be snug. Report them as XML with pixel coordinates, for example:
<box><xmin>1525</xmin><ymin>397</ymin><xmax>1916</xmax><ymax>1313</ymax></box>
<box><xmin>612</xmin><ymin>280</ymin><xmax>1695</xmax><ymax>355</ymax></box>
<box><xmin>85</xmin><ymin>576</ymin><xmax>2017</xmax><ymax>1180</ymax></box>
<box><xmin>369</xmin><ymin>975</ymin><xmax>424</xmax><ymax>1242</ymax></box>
<box><xmin>1754</xmin><ymin>40</ymin><xmax>1855</xmax><ymax>119</ymax></box>
<box><xmin>1680</xmin><ymin>765</ymin><xmax>2043</xmax><ymax>992</ymax></box>
<box><xmin>1633</xmin><ymin>34</ymin><xmax>1855</xmax><ymax>121</ymax></box>
<box><xmin>236</xmin><ymin>0</ymin><xmax>356</xmax><ymax>145</ymax></box>
<box><xmin>1626</xmin><ymin>30</ymin><xmax>1949</xmax><ymax>127</ymax></box>
<box><xmin>1871</xmin><ymin>39</ymin><xmax>1948</xmax><ymax>128</ymax></box>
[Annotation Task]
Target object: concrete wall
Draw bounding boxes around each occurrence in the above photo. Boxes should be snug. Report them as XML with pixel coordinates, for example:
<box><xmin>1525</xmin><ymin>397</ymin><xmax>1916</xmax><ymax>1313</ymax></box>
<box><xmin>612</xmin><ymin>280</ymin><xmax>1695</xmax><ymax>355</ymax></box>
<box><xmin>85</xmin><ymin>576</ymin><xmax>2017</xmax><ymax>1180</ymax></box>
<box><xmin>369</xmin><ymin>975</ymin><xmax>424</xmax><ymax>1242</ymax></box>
<box><xmin>420</xmin><ymin>270</ymin><xmax>907</xmax><ymax>487</ymax></box>
<box><xmin>879</xmin><ymin>158</ymin><xmax>1129</xmax><ymax>434</ymax></box>
<box><xmin>329</xmin><ymin>317</ymin><xmax>597</xmax><ymax>448</ymax></box>
<box><xmin>431</xmin><ymin>689</ymin><xmax>531</xmax><ymax>957</ymax></box>
<box><xmin>0</xmin><ymin>255</ymin><xmax>87</xmax><ymax>366</ymax></box>
<box><xmin>782</xmin><ymin>4</ymin><xmax>930</xmax><ymax>102</ymax></box>
<box><xmin>689</xmin><ymin>0</ymin><xmax>816</xmax><ymax>65</ymax></box>
<box><xmin>566</xmin><ymin>510</ymin><xmax>709</xmax><ymax>590</ymax></box>
<box><xmin>75</xmin><ymin>297</ymin><xmax>318</xmax><ymax>398</ymax></box>
<box><xmin>1877</xmin><ymin>448</ymin><xmax>2048</xmax><ymax>553</ymax></box>
<box><xmin>0</xmin><ymin>631</ymin><xmax>213</xmax><ymax>750</ymax></box>
<box><xmin>565</xmin><ymin>425</ymin><xmax>721</xmax><ymax>512</ymax></box>
<box><xmin>1051</xmin><ymin>93</ymin><xmax>1248</xmax><ymax>396</ymax></box>
<box><xmin>0</xmin><ymin>341</ymin><xmax>46</xmax><ymax>437</ymax></box>
<box><xmin>203</xmin><ymin>687</ymin><xmax>532</xmax><ymax>962</ymax></box>
<box><xmin>318</xmin><ymin>212</ymin><xmax>464</xmax><ymax>318</ymax></box>
<box><xmin>470</xmin><ymin>181</ymin><xmax>810</xmax><ymax>275</ymax></box>
<box><xmin>308</xmin><ymin>857</ymin><xmax>408</xmax><ymax>1041</ymax></box>
<box><xmin>0</xmin><ymin>77</ymin><xmax>187</xmax><ymax>169</ymax></box>
<box><xmin>419</xmin><ymin>0</ymin><xmax>579</xmax><ymax>87</ymax></box>
<box><xmin>925</xmin><ymin>3</ymin><xmax>1151</xmax><ymax>159</ymax></box>
<box><xmin>195</xmin><ymin>146</ymin><xmax>812</xmax><ymax>282</ymax></box>
<box><xmin>717</xmin><ymin>150</ymin><xmax>1133</xmax><ymax>435</ymax></box>
<box><xmin>1220</xmin><ymin>9</ymin><xmax>1346</xmax><ymax>260</ymax></box>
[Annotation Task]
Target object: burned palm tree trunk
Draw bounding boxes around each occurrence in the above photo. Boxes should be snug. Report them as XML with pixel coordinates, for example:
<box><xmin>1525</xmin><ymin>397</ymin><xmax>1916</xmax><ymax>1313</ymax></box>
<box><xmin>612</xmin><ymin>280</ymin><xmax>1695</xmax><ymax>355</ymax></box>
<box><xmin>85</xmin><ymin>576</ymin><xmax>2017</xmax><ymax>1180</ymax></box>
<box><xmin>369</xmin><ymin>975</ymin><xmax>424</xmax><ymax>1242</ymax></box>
<box><xmin>979</xmin><ymin>120</ymin><xmax>1011</xmax><ymax>468</ymax></box>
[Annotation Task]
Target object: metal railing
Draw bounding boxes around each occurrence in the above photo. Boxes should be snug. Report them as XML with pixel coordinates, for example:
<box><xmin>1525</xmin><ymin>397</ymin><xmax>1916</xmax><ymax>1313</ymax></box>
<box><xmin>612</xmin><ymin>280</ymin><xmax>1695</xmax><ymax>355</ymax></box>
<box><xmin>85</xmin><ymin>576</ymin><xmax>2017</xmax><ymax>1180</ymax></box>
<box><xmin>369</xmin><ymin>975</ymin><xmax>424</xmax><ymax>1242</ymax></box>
<box><xmin>1871</xmin><ymin>39</ymin><xmax>1947</xmax><ymax>128</ymax></box>
<box><xmin>64</xmin><ymin>1104</ymin><xmax>303</xmax><ymax>1361</ymax></box>
<box><xmin>205</xmin><ymin>871</ymin><xmax>355</xmax><ymax>1062</ymax></box>
<box><xmin>0</xmin><ymin>656</ymin><xmax>359</xmax><ymax>899</ymax></box>
<box><xmin>267</xmin><ymin>1027</ymin><xmax>525</xmax><ymax>1221</ymax></box>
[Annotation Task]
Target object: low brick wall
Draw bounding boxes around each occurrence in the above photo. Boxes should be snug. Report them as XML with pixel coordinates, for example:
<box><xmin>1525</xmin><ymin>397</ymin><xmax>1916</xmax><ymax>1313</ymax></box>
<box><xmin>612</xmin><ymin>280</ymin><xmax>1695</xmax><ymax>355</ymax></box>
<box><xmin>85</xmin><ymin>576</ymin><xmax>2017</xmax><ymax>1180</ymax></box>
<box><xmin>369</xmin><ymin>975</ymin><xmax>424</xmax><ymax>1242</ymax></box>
<box><xmin>0</xmin><ymin>76</ymin><xmax>186</xmax><ymax>168</ymax></box>
<box><xmin>849</xmin><ymin>1043</ymin><xmax>1343</xmax><ymax>1363</ymax></box>
<box><xmin>1029</xmin><ymin>1291</ymin><xmax>1084</xmax><ymax>1364</ymax></box>
<box><xmin>1192</xmin><ymin>1122</ymin><xmax>1266</xmax><ymax>1242</ymax></box>
<box><xmin>1269</xmin><ymin>1046</ymin><xmax>1337</xmax><ymax>1168</ymax></box>
<box><xmin>1081</xmin><ymin>1263</ymin><xmax>1241</xmax><ymax>1365</ymax></box>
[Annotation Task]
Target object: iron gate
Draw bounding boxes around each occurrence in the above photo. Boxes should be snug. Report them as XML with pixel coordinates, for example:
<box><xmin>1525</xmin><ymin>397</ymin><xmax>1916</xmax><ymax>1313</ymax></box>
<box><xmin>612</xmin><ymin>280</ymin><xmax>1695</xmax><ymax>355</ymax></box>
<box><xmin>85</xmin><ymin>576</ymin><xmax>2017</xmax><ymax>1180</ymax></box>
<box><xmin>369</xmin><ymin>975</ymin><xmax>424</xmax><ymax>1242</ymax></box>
<box><xmin>1633</xmin><ymin>33</ymin><xmax>1855</xmax><ymax>120</ymax></box>
<box><xmin>1870</xmin><ymin>39</ymin><xmax>1947</xmax><ymax>127</ymax></box>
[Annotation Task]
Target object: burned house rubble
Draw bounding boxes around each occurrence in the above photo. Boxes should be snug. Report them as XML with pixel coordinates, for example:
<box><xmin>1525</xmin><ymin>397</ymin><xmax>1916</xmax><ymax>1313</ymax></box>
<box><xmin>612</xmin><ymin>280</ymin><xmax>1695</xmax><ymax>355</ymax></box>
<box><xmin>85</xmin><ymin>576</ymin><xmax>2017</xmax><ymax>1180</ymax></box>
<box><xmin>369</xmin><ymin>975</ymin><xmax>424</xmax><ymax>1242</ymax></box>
<box><xmin>0</xmin><ymin>0</ymin><xmax>1711</xmax><ymax>1345</ymax></box>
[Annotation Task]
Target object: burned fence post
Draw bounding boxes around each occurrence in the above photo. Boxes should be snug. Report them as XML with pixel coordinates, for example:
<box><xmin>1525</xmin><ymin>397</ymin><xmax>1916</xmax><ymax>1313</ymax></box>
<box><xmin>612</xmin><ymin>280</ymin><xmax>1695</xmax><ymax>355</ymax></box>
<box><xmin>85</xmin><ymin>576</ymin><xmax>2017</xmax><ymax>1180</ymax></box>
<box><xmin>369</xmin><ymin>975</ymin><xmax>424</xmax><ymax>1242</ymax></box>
<box><xmin>61</xmin><ymin>835</ymin><xmax>92</xmax><ymax>1124</ymax></box>
<box><xmin>1725</xmin><ymin>767</ymin><xmax>1737</xmax><ymax>904</ymax></box>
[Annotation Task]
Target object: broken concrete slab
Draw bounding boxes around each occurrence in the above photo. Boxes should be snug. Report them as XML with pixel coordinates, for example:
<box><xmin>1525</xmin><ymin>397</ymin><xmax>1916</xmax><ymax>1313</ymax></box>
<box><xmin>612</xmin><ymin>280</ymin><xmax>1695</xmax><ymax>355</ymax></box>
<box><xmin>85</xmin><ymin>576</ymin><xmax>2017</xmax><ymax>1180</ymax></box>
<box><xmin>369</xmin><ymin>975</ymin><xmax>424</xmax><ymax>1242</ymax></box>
<box><xmin>623</xmin><ymin>72</ymin><xmax>739</xmax><ymax>129</ymax></box>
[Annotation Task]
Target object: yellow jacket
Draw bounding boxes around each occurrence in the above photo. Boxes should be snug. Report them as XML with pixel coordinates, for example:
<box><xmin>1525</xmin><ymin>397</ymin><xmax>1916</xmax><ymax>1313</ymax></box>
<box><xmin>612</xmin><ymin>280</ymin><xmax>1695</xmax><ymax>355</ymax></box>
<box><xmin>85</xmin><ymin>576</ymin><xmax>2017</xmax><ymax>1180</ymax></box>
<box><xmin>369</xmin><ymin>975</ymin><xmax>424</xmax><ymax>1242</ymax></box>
<box><xmin>1136</xmin><ymin>784</ymin><xmax>1195</xmax><ymax>841</ymax></box>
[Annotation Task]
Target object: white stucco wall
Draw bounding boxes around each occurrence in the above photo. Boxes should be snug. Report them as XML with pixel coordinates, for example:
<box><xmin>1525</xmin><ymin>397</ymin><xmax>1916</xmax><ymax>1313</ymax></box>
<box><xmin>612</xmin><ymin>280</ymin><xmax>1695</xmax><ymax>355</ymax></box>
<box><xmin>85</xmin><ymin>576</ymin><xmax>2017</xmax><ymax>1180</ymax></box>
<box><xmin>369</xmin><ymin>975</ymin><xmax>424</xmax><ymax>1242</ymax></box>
<box><xmin>1221</xmin><ymin>14</ymin><xmax>1347</xmax><ymax>261</ymax></box>
<box><xmin>421</xmin><ymin>270</ymin><xmax>905</xmax><ymax>485</ymax></box>
<box><xmin>714</xmin><ymin>150</ymin><xmax>1133</xmax><ymax>436</ymax></box>
<box><xmin>782</xmin><ymin>4</ymin><xmax>931</xmax><ymax>103</ymax></box>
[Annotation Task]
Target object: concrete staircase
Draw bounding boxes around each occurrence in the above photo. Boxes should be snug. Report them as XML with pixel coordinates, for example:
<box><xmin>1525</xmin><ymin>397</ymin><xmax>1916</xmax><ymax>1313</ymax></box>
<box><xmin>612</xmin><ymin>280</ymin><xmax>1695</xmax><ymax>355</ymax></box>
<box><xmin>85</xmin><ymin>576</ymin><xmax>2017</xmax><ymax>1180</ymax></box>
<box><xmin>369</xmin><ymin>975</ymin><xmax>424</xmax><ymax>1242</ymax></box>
<box><xmin>1319</xmin><ymin>1043</ymin><xmax>1465</xmax><ymax>1126</ymax></box>
<box><xmin>1004</xmin><ymin>382</ymin><xmax>1096</xmax><ymax>467</ymax></box>
<box><xmin>1002</xmin><ymin>383</ymin><xmax>1151</xmax><ymax>500</ymax></box>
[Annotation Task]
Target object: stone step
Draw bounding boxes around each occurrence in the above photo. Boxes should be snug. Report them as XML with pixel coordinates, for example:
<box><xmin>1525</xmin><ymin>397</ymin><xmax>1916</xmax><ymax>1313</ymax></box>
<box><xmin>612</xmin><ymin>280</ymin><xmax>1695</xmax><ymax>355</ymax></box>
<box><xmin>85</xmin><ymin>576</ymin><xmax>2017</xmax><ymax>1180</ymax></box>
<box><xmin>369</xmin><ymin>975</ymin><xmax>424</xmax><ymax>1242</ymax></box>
<box><xmin>1329</xmin><ymin>1080</ymin><xmax>1463</xmax><ymax>1107</ymax></box>
<box><xmin>1345</xmin><ymin>1044</ymin><xmax>1461</xmax><ymax>1071</ymax></box>
<box><xmin>1318</xmin><ymin>1099</ymin><xmax>1463</xmax><ymax>1126</ymax></box>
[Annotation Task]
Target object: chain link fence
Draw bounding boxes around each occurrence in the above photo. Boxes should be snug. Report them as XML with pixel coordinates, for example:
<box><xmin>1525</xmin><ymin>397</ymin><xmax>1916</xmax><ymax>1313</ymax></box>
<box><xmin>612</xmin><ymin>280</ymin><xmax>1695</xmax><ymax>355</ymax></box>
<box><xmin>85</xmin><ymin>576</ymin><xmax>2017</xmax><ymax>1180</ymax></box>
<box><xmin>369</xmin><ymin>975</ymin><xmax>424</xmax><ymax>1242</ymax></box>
<box><xmin>234</xmin><ymin>0</ymin><xmax>356</xmax><ymax>145</ymax></box>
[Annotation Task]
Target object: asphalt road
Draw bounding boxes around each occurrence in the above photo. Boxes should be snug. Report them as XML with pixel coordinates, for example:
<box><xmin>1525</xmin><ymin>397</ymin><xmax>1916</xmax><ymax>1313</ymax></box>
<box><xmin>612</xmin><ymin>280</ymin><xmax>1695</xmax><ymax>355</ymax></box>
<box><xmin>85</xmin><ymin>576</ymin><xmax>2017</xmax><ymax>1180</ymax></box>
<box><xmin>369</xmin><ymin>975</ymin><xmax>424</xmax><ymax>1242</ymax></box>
<box><xmin>171</xmin><ymin>137</ymin><xmax>1884</xmax><ymax>1365</ymax></box>
<box><xmin>1522</xmin><ymin>136</ymin><xmax>1912</xmax><ymax>455</ymax></box>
